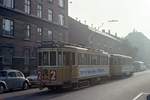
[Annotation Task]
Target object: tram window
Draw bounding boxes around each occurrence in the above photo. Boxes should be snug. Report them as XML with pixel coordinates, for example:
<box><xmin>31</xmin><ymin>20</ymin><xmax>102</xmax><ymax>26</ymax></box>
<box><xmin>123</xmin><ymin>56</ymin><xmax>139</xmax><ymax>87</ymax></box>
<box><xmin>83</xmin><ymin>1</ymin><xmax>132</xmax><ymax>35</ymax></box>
<box><xmin>102</xmin><ymin>56</ymin><xmax>105</xmax><ymax>65</ymax></box>
<box><xmin>85</xmin><ymin>54</ymin><xmax>88</xmax><ymax>65</ymax></box>
<box><xmin>105</xmin><ymin>56</ymin><xmax>108</xmax><ymax>65</ymax></box>
<box><xmin>119</xmin><ymin>58</ymin><xmax>121</xmax><ymax>64</ymax></box>
<box><xmin>38</xmin><ymin>52</ymin><xmax>42</xmax><ymax>66</ymax></box>
<box><xmin>58</xmin><ymin>52</ymin><xmax>62</xmax><ymax>66</ymax></box>
<box><xmin>106</xmin><ymin>57</ymin><xmax>108</xmax><ymax>65</ymax></box>
<box><xmin>43</xmin><ymin>52</ymin><xmax>49</xmax><ymax>65</ymax></box>
<box><xmin>112</xmin><ymin>58</ymin><xmax>115</xmax><ymax>65</ymax></box>
<box><xmin>97</xmin><ymin>55</ymin><xmax>99</xmax><ymax>65</ymax></box>
<box><xmin>91</xmin><ymin>55</ymin><xmax>96</xmax><ymax>65</ymax></box>
<box><xmin>78</xmin><ymin>53</ymin><xmax>81</xmax><ymax>65</ymax></box>
<box><xmin>104</xmin><ymin>56</ymin><xmax>108</xmax><ymax>65</ymax></box>
<box><xmin>50</xmin><ymin>51</ymin><xmax>56</xmax><ymax>66</ymax></box>
<box><xmin>63</xmin><ymin>52</ymin><xmax>71</xmax><ymax>66</ymax></box>
<box><xmin>96</xmin><ymin>55</ymin><xmax>99</xmax><ymax>65</ymax></box>
<box><xmin>101</xmin><ymin>56</ymin><xmax>104</xmax><ymax>65</ymax></box>
<box><xmin>72</xmin><ymin>53</ymin><xmax>75</xmax><ymax>65</ymax></box>
<box><xmin>81</xmin><ymin>53</ymin><xmax>85</xmax><ymax>65</ymax></box>
<box><xmin>87</xmin><ymin>54</ymin><xmax>90</xmax><ymax>65</ymax></box>
<box><xmin>91</xmin><ymin>55</ymin><xmax>94</xmax><ymax>65</ymax></box>
<box><xmin>95</xmin><ymin>56</ymin><xmax>97</xmax><ymax>65</ymax></box>
<box><xmin>83</xmin><ymin>54</ymin><xmax>86</xmax><ymax>65</ymax></box>
<box><xmin>104</xmin><ymin>56</ymin><xmax>106</xmax><ymax>65</ymax></box>
<box><xmin>98</xmin><ymin>55</ymin><xmax>100</xmax><ymax>65</ymax></box>
<box><xmin>120</xmin><ymin>58</ymin><xmax>123</xmax><ymax>65</ymax></box>
<box><xmin>101</xmin><ymin>56</ymin><xmax>103</xmax><ymax>65</ymax></box>
<box><xmin>114</xmin><ymin>58</ymin><xmax>117</xmax><ymax>65</ymax></box>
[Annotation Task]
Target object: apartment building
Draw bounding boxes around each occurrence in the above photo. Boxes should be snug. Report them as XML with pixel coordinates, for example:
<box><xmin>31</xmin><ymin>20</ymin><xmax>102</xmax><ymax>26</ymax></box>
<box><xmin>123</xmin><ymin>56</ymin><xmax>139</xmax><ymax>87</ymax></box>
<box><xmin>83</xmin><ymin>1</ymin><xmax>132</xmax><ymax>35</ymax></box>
<box><xmin>0</xmin><ymin>0</ymin><xmax>68</xmax><ymax>74</ymax></box>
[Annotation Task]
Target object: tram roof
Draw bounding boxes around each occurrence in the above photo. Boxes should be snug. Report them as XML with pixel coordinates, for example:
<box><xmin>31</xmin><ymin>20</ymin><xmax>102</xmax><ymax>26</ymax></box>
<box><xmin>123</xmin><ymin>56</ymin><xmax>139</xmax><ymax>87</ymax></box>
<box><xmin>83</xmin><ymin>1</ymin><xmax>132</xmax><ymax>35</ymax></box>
<box><xmin>111</xmin><ymin>54</ymin><xmax>132</xmax><ymax>59</ymax></box>
<box><xmin>40</xmin><ymin>41</ymin><xmax>108</xmax><ymax>54</ymax></box>
<box><xmin>64</xmin><ymin>45</ymin><xmax>88</xmax><ymax>51</ymax></box>
<box><xmin>134</xmin><ymin>61</ymin><xmax>144</xmax><ymax>64</ymax></box>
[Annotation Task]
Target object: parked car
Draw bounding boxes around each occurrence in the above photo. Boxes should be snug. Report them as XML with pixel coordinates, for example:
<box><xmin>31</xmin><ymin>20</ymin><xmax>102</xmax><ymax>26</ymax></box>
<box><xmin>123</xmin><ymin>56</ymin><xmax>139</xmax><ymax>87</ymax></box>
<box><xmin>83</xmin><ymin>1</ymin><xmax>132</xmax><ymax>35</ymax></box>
<box><xmin>0</xmin><ymin>69</ymin><xmax>30</xmax><ymax>91</ymax></box>
<box><xmin>0</xmin><ymin>80</ymin><xmax>8</xmax><ymax>93</ymax></box>
<box><xmin>27</xmin><ymin>70</ymin><xmax>40</xmax><ymax>87</ymax></box>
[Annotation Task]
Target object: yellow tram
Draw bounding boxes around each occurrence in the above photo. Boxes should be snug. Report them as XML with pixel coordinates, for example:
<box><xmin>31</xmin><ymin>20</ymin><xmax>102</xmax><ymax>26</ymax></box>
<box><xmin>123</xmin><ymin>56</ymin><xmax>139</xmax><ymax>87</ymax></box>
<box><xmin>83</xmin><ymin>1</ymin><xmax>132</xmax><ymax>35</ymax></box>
<box><xmin>37</xmin><ymin>42</ymin><xmax>110</xmax><ymax>90</ymax></box>
<box><xmin>110</xmin><ymin>54</ymin><xmax>134</xmax><ymax>77</ymax></box>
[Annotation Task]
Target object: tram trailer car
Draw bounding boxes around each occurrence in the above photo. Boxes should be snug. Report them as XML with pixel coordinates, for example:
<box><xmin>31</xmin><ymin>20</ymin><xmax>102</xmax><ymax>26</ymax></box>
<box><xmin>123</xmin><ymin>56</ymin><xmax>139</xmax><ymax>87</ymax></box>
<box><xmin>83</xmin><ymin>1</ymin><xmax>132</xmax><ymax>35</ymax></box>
<box><xmin>37</xmin><ymin>45</ymin><xmax>110</xmax><ymax>90</ymax></box>
<box><xmin>133</xmin><ymin>61</ymin><xmax>146</xmax><ymax>72</ymax></box>
<box><xmin>109</xmin><ymin>54</ymin><xmax>134</xmax><ymax>77</ymax></box>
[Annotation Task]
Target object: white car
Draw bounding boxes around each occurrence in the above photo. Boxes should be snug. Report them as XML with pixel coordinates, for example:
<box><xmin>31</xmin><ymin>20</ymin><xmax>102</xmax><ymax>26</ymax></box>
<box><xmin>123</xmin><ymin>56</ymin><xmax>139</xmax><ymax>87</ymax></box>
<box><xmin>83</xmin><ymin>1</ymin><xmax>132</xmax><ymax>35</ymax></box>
<box><xmin>27</xmin><ymin>71</ymin><xmax>40</xmax><ymax>87</ymax></box>
<box><xmin>0</xmin><ymin>80</ymin><xmax>8</xmax><ymax>93</ymax></box>
<box><xmin>0</xmin><ymin>69</ymin><xmax>30</xmax><ymax>92</ymax></box>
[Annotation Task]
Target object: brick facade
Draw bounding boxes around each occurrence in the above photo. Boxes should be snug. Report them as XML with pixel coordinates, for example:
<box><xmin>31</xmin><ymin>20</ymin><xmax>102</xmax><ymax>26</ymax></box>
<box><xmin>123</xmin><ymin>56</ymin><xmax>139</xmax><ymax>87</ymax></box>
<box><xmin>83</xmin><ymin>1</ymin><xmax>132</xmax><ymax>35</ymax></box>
<box><xmin>0</xmin><ymin>0</ymin><xmax>68</xmax><ymax>74</ymax></box>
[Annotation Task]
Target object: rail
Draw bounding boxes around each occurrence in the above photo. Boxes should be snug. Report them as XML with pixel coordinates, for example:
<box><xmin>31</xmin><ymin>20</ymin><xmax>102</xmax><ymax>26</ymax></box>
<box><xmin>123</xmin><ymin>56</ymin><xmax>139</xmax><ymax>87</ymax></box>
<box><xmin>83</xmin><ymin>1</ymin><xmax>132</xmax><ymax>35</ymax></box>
<box><xmin>133</xmin><ymin>93</ymin><xmax>150</xmax><ymax>100</ymax></box>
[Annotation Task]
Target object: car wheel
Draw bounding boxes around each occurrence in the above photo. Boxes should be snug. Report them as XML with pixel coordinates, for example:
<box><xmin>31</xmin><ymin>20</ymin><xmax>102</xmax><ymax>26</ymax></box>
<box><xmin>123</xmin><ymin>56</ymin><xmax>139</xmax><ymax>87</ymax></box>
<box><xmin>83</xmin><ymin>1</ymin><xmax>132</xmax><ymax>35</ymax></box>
<box><xmin>22</xmin><ymin>82</ymin><xmax>29</xmax><ymax>90</ymax></box>
<box><xmin>0</xmin><ymin>85</ymin><xmax>5</xmax><ymax>94</ymax></box>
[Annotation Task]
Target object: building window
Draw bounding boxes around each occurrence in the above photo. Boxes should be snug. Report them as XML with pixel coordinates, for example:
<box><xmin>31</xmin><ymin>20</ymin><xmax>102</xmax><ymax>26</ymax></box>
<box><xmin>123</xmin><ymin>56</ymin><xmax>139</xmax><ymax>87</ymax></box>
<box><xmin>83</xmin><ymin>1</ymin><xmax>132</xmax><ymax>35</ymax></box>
<box><xmin>58</xmin><ymin>0</ymin><xmax>64</xmax><ymax>7</ymax></box>
<box><xmin>47</xmin><ymin>30</ymin><xmax>52</xmax><ymax>41</ymax></box>
<box><xmin>0</xmin><ymin>0</ymin><xmax>3</xmax><ymax>5</ymax></box>
<box><xmin>3</xmin><ymin>0</ymin><xmax>14</xmax><ymax>8</ymax></box>
<box><xmin>58</xmin><ymin>14</ymin><xmax>64</xmax><ymax>26</ymax></box>
<box><xmin>37</xmin><ymin>27</ymin><xmax>42</xmax><ymax>36</ymax></box>
<box><xmin>25</xmin><ymin>24</ymin><xmax>31</xmax><ymax>40</ymax></box>
<box><xmin>37</xmin><ymin>4</ymin><xmax>42</xmax><ymax>18</ymax></box>
<box><xmin>24</xmin><ymin>48</ymin><xmax>30</xmax><ymax>65</ymax></box>
<box><xmin>48</xmin><ymin>0</ymin><xmax>53</xmax><ymax>3</ymax></box>
<box><xmin>48</xmin><ymin>9</ymin><xmax>53</xmax><ymax>22</ymax></box>
<box><xmin>24</xmin><ymin>0</ymin><xmax>31</xmax><ymax>14</ymax></box>
<box><xmin>37</xmin><ymin>27</ymin><xmax>42</xmax><ymax>42</ymax></box>
<box><xmin>0</xmin><ymin>46</ymin><xmax>14</xmax><ymax>65</ymax></box>
<box><xmin>2</xmin><ymin>19</ymin><xmax>14</xmax><ymax>36</ymax></box>
<box><xmin>38</xmin><ymin>0</ymin><xmax>43</xmax><ymax>4</ymax></box>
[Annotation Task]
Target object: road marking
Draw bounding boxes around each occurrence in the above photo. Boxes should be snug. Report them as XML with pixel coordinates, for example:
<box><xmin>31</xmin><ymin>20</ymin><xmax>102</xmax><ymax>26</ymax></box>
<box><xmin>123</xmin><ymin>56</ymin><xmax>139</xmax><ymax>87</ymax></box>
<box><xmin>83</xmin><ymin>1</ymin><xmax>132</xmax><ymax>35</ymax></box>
<box><xmin>133</xmin><ymin>92</ymin><xmax>144</xmax><ymax>100</ymax></box>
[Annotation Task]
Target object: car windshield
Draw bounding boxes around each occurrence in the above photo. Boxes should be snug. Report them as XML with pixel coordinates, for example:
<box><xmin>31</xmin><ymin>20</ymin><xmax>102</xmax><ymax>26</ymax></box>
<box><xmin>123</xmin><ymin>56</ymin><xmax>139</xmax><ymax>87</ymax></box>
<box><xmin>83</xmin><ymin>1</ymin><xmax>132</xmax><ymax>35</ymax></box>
<box><xmin>0</xmin><ymin>71</ymin><xmax>7</xmax><ymax>77</ymax></box>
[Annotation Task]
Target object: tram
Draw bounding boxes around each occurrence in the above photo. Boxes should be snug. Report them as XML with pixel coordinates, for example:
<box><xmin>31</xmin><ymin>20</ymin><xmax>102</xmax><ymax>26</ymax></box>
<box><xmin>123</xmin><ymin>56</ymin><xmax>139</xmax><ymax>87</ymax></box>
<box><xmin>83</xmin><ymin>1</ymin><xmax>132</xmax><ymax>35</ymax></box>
<box><xmin>37</xmin><ymin>42</ymin><xmax>110</xmax><ymax>90</ymax></box>
<box><xmin>133</xmin><ymin>61</ymin><xmax>146</xmax><ymax>72</ymax></box>
<box><xmin>110</xmin><ymin>54</ymin><xmax>134</xmax><ymax>77</ymax></box>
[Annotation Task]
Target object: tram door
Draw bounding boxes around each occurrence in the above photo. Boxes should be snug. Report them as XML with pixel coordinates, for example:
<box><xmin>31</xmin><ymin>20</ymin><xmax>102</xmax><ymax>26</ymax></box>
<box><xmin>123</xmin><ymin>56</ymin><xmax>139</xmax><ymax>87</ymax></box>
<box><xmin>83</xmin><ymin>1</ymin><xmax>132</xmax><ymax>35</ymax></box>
<box><xmin>62</xmin><ymin>51</ymin><xmax>75</xmax><ymax>81</ymax></box>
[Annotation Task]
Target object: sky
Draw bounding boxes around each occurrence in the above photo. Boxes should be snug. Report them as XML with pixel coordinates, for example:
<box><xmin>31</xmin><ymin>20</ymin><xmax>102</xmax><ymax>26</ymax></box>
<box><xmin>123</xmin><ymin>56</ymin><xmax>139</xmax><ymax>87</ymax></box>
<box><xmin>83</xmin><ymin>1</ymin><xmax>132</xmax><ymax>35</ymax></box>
<box><xmin>68</xmin><ymin>0</ymin><xmax>150</xmax><ymax>38</ymax></box>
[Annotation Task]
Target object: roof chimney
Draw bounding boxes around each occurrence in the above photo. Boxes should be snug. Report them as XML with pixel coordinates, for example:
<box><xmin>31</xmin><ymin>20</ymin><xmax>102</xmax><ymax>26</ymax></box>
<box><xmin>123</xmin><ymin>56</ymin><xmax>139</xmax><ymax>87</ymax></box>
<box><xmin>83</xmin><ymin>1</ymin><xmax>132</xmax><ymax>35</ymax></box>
<box><xmin>84</xmin><ymin>20</ymin><xmax>87</xmax><ymax>24</ymax></box>
<box><xmin>102</xmin><ymin>29</ymin><xmax>105</xmax><ymax>33</ymax></box>
<box><xmin>75</xmin><ymin>17</ymin><xmax>78</xmax><ymax>21</ymax></box>
<box><xmin>115</xmin><ymin>33</ymin><xmax>117</xmax><ymax>37</ymax></box>
<box><xmin>108</xmin><ymin>30</ymin><xmax>111</xmax><ymax>34</ymax></box>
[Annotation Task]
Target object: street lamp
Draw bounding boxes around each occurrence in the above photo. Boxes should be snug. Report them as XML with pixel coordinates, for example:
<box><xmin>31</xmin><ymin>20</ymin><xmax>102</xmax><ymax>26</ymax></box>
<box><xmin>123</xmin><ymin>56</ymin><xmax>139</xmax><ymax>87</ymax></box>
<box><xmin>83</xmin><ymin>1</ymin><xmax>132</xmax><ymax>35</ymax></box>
<box><xmin>108</xmin><ymin>20</ymin><xmax>119</xmax><ymax>22</ymax></box>
<box><xmin>88</xmin><ymin>19</ymin><xmax>119</xmax><ymax>49</ymax></box>
<box><xmin>99</xmin><ymin>19</ymin><xmax>119</xmax><ymax>29</ymax></box>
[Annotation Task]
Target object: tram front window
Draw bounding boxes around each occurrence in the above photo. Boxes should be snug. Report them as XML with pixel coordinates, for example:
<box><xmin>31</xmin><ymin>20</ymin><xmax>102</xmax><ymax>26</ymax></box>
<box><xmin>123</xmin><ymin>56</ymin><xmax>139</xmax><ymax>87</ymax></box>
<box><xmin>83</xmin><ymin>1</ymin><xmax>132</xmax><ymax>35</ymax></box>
<box><xmin>58</xmin><ymin>52</ymin><xmax>63</xmax><ymax>66</ymax></box>
<box><xmin>38</xmin><ymin>52</ymin><xmax>42</xmax><ymax>66</ymax></box>
<box><xmin>50</xmin><ymin>51</ymin><xmax>56</xmax><ymax>66</ymax></box>
<box><xmin>63</xmin><ymin>52</ymin><xmax>71</xmax><ymax>66</ymax></box>
<box><xmin>43</xmin><ymin>52</ymin><xmax>49</xmax><ymax>65</ymax></box>
<box><xmin>72</xmin><ymin>53</ymin><xmax>75</xmax><ymax>65</ymax></box>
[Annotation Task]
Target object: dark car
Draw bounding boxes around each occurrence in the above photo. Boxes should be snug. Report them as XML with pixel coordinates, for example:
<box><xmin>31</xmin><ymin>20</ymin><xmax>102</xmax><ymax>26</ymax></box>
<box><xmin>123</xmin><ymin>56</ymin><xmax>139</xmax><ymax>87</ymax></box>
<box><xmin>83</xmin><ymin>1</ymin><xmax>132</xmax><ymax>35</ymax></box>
<box><xmin>0</xmin><ymin>80</ymin><xmax>8</xmax><ymax>93</ymax></box>
<box><xmin>0</xmin><ymin>69</ymin><xmax>30</xmax><ymax>91</ymax></box>
<box><xmin>27</xmin><ymin>70</ymin><xmax>40</xmax><ymax>87</ymax></box>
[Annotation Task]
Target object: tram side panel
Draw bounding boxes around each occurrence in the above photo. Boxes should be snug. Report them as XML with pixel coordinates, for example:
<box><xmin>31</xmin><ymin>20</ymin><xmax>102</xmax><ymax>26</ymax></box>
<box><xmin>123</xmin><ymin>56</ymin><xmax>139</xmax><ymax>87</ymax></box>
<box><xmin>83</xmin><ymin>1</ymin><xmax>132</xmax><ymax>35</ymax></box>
<box><xmin>75</xmin><ymin>53</ymin><xmax>110</xmax><ymax>82</ymax></box>
<box><xmin>78</xmin><ymin>65</ymin><xmax>110</xmax><ymax>79</ymax></box>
